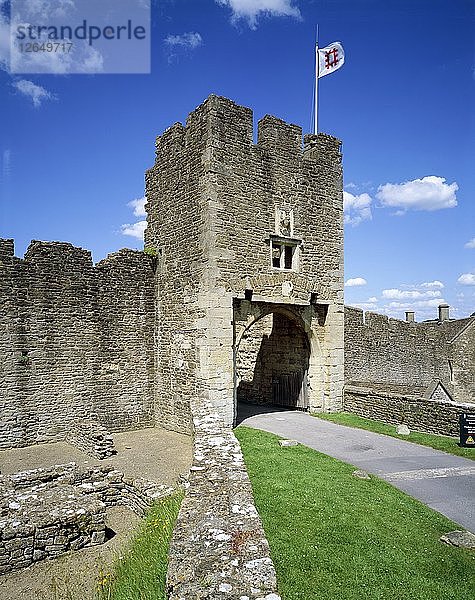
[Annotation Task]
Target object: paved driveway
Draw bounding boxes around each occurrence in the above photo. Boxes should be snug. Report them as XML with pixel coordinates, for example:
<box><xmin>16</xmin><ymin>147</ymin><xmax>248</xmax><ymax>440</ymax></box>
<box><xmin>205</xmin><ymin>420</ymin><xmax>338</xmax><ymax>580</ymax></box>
<box><xmin>237</xmin><ymin>405</ymin><xmax>475</xmax><ymax>532</ymax></box>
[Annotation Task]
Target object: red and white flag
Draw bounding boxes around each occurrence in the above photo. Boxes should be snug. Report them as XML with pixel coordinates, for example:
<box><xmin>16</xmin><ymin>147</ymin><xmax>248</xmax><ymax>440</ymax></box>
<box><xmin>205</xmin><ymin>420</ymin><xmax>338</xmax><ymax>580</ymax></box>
<box><xmin>317</xmin><ymin>42</ymin><xmax>345</xmax><ymax>78</ymax></box>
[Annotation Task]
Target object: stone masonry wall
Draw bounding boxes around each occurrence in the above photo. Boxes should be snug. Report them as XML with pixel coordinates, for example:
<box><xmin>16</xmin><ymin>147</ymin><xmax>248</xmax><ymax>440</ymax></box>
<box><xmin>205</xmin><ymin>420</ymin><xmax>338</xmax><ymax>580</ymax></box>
<box><xmin>0</xmin><ymin>462</ymin><xmax>175</xmax><ymax>574</ymax></box>
<box><xmin>344</xmin><ymin>306</ymin><xmax>475</xmax><ymax>404</ymax></box>
<box><xmin>0</xmin><ymin>239</ymin><xmax>155</xmax><ymax>449</ymax></box>
<box><xmin>167</xmin><ymin>397</ymin><xmax>280</xmax><ymax>600</ymax></box>
<box><xmin>66</xmin><ymin>420</ymin><xmax>115</xmax><ymax>459</ymax></box>
<box><xmin>451</xmin><ymin>319</ymin><xmax>475</xmax><ymax>404</ymax></box>
<box><xmin>344</xmin><ymin>385</ymin><xmax>475</xmax><ymax>436</ymax></box>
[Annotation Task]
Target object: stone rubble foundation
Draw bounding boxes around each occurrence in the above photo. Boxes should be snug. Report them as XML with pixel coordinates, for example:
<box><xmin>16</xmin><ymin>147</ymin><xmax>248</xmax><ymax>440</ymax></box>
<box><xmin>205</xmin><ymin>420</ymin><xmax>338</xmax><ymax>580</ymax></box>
<box><xmin>66</xmin><ymin>420</ymin><xmax>115</xmax><ymax>459</ymax></box>
<box><xmin>0</xmin><ymin>462</ymin><xmax>174</xmax><ymax>574</ymax></box>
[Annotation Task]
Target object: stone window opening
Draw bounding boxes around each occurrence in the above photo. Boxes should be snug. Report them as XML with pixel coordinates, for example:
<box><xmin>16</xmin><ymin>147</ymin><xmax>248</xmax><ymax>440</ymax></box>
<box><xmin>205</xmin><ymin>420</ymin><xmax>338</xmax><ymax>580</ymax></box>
<box><xmin>270</xmin><ymin>238</ymin><xmax>299</xmax><ymax>271</ymax></box>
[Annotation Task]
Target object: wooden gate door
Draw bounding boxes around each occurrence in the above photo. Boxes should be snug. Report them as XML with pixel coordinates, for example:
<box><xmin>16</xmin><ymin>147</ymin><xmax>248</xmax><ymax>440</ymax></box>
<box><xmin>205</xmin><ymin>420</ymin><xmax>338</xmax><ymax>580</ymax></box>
<box><xmin>272</xmin><ymin>371</ymin><xmax>309</xmax><ymax>410</ymax></box>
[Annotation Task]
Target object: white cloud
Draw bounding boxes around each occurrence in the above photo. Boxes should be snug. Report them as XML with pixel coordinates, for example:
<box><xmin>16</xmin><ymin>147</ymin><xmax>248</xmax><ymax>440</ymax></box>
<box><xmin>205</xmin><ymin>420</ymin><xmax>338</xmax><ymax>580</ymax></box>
<box><xmin>165</xmin><ymin>32</ymin><xmax>203</xmax><ymax>49</ymax></box>
<box><xmin>343</xmin><ymin>191</ymin><xmax>372</xmax><ymax>226</ymax></box>
<box><xmin>351</xmin><ymin>301</ymin><xmax>378</xmax><ymax>311</ymax></box>
<box><xmin>10</xmin><ymin>35</ymin><xmax>104</xmax><ymax>74</ymax></box>
<box><xmin>12</xmin><ymin>79</ymin><xmax>56</xmax><ymax>107</ymax></box>
<box><xmin>128</xmin><ymin>197</ymin><xmax>147</xmax><ymax>218</ymax></box>
<box><xmin>216</xmin><ymin>0</ymin><xmax>301</xmax><ymax>29</ymax></box>
<box><xmin>345</xmin><ymin>277</ymin><xmax>367</xmax><ymax>287</ymax></box>
<box><xmin>386</xmin><ymin>298</ymin><xmax>447</xmax><ymax>310</ymax></box>
<box><xmin>382</xmin><ymin>288</ymin><xmax>441</xmax><ymax>300</ymax></box>
<box><xmin>376</xmin><ymin>176</ymin><xmax>458</xmax><ymax>213</ymax></box>
<box><xmin>121</xmin><ymin>196</ymin><xmax>147</xmax><ymax>240</ymax></box>
<box><xmin>344</xmin><ymin>182</ymin><xmax>357</xmax><ymax>190</ymax></box>
<box><xmin>465</xmin><ymin>238</ymin><xmax>475</xmax><ymax>249</ymax></box>
<box><xmin>458</xmin><ymin>273</ymin><xmax>475</xmax><ymax>286</ymax></box>
<box><xmin>17</xmin><ymin>0</ymin><xmax>76</xmax><ymax>20</ymax></box>
<box><xmin>8</xmin><ymin>1</ymin><xmax>104</xmax><ymax>74</ymax></box>
<box><xmin>121</xmin><ymin>220</ymin><xmax>146</xmax><ymax>240</ymax></box>
<box><xmin>420</xmin><ymin>280</ymin><xmax>444</xmax><ymax>289</ymax></box>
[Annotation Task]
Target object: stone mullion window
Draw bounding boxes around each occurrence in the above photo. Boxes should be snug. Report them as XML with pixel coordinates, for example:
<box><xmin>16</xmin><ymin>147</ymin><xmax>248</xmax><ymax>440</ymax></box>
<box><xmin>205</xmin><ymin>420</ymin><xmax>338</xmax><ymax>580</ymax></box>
<box><xmin>269</xmin><ymin>235</ymin><xmax>301</xmax><ymax>271</ymax></box>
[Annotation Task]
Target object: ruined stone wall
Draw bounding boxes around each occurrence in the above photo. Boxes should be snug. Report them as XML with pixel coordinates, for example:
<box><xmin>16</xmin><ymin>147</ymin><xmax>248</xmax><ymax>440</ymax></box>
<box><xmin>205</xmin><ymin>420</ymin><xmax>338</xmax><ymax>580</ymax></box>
<box><xmin>344</xmin><ymin>306</ymin><xmax>474</xmax><ymax>403</ymax></box>
<box><xmin>0</xmin><ymin>462</ymin><xmax>175</xmax><ymax>574</ymax></box>
<box><xmin>145</xmin><ymin>96</ymin><xmax>344</xmax><ymax>428</ymax></box>
<box><xmin>66</xmin><ymin>421</ymin><xmax>115</xmax><ymax>460</ymax></box>
<box><xmin>0</xmin><ymin>239</ymin><xmax>155</xmax><ymax>449</ymax></box>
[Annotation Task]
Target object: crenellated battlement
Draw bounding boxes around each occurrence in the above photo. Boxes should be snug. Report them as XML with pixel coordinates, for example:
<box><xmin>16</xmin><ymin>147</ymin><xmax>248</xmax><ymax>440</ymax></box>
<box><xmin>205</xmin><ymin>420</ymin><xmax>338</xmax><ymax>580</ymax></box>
<box><xmin>0</xmin><ymin>238</ymin><xmax>14</xmax><ymax>258</ymax></box>
<box><xmin>24</xmin><ymin>240</ymin><xmax>94</xmax><ymax>268</ymax></box>
<box><xmin>150</xmin><ymin>94</ymin><xmax>341</xmax><ymax>170</ymax></box>
<box><xmin>0</xmin><ymin>239</ymin><xmax>152</xmax><ymax>272</ymax></box>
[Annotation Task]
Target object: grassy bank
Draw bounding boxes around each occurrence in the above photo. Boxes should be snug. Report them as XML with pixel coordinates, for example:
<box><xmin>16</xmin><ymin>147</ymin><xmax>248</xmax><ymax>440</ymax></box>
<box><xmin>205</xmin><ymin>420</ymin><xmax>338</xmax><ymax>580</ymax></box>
<box><xmin>97</xmin><ymin>491</ymin><xmax>183</xmax><ymax>600</ymax></box>
<box><xmin>236</xmin><ymin>426</ymin><xmax>474</xmax><ymax>600</ymax></box>
<box><xmin>313</xmin><ymin>412</ymin><xmax>474</xmax><ymax>460</ymax></box>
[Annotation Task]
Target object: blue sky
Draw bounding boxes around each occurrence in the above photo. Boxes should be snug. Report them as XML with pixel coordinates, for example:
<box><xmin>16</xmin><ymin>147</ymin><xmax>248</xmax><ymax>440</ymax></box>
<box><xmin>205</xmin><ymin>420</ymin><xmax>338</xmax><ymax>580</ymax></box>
<box><xmin>0</xmin><ymin>0</ymin><xmax>474</xmax><ymax>321</ymax></box>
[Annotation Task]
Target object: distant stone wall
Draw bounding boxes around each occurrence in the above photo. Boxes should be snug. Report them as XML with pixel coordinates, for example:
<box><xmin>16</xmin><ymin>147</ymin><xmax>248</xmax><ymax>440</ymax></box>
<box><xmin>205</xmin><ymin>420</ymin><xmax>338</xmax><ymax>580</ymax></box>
<box><xmin>451</xmin><ymin>319</ymin><xmax>475</xmax><ymax>404</ymax></box>
<box><xmin>344</xmin><ymin>306</ymin><xmax>475</xmax><ymax>404</ymax></box>
<box><xmin>167</xmin><ymin>398</ymin><xmax>280</xmax><ymax>600</ymax></box>
<box><xmin>0</xmin><ymin>239</ymin><xmax>155</xmax><ymax>449</ymax></box>
<box><xmin>344</xmin><ymin>385</ymin><xmax>475</xmax><ymax>436</ymax></box>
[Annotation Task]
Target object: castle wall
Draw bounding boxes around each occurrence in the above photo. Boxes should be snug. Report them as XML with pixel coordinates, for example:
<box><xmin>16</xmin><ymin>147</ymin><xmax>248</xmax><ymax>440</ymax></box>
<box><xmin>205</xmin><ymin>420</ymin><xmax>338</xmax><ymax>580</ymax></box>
<box><xmin>0</xmin><ymin>239</ymin><xmax>155</xmax><ymax>449</ymax></box>
<box><xmin>451</xmin><ymin>320</ymin><xmax>475</xmax><ymax>404</ymax></box>
<box><xmin>145</xmin><ymin>96</ymin><xmax>344</xmax><ymax>428</ymax></box>
<box><xmin>344</xmin><ymin>306</ymin><xmax>475</xmax><ymax>433</ymax></box>
<box><xmin>344</xmin><ymin>306</ymin><xmax>474</xmax><ymax>398</ymax></box>
<box><xmin>344</xmin><ymin>385</ymin><xmax>472</xmax><ymax>436</ymax></box>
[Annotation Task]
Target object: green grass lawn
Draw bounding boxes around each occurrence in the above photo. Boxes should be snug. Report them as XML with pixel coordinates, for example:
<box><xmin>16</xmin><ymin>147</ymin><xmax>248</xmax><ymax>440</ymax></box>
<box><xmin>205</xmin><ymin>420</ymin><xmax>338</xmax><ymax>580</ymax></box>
<box><xmin>97</xmin><ymin>491</ymin><xmax>183</xmax><ymax>600</ymax></box>
<box><xmin>312</xmin><ymin>412</ymin><xmax>474</xmax><ymax>460</ymax></box>
<box><xmin>236</xmin><ymin>426</ymin><xmax>474</xmax><ymax>600</ymax></box>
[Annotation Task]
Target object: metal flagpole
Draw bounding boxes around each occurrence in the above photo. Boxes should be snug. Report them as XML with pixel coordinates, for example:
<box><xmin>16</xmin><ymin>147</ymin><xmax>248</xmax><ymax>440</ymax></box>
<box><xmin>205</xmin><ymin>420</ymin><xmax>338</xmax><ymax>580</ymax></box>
<box><xmin>314</xmin><ymin>24</ymin><xmax>319</xmax><ymax>134</ymax></box>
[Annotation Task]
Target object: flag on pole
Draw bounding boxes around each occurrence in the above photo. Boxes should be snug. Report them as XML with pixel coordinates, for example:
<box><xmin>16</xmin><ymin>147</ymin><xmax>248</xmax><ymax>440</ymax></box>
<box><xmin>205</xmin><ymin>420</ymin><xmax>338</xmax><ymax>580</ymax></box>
<box><xmin>317</xmin><ymin>41</ymin><xmax>345</xmax><ymax>78</ymax></box>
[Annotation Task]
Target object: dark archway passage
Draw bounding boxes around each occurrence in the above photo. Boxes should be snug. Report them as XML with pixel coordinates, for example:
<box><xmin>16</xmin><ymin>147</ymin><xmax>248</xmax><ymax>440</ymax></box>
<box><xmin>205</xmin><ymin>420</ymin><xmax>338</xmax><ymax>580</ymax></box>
<box><xmin>235</xmin><ymin>311</ymin><xmax>310</xmax><ymax>416</ymax></box>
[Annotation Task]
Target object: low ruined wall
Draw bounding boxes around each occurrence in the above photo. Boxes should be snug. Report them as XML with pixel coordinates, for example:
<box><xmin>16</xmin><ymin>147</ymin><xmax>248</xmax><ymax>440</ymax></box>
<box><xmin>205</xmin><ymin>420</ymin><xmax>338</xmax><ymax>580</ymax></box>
<box><xmin>344</xmin><ymin>385</ymin><xmax>475</xmax><ymax>436</ymax></box>
<box><xmin>0</xmin><ymin>467</ymin><xmax>106</xmax><ymax>575</ymax></box>
<box><xmin>167</xmin><ymin>398</ymin><xmax>281</xmax><ymax>600</ymax></box>
<box><xmin>0</xmin><ymin>463</ymin><xmax>174</xmax><ymax>574</ymax></box>
<box><xmin>0</xmin><ymin>239</ymin><xmax>155</xmax><ymax>450</ymax></box>
<box><xmin>66</xmin><ymin>421</ymin><xmax>115</xmax><ymax>459</ymax></box>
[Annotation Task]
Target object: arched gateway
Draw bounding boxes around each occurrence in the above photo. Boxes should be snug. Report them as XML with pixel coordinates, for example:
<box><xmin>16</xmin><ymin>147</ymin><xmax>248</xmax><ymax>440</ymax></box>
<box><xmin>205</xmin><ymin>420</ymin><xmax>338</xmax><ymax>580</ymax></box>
<box><xmin>233</xmin><ymin>299</ymin><xmax>331</xmax><ymax>422</ymax></box>
<box><xmin>144</xmin><ymin>95</ymin><xmax>345</xmax><ymax>432</ymax></box>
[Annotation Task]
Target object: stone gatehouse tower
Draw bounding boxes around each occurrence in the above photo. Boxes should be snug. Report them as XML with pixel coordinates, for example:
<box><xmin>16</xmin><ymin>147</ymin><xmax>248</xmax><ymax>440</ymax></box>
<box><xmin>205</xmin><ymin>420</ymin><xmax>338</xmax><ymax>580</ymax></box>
<box><xmin>145</xmin><ymin>95</ymin><xmax>344</xmax><ymax>432</ymax></box>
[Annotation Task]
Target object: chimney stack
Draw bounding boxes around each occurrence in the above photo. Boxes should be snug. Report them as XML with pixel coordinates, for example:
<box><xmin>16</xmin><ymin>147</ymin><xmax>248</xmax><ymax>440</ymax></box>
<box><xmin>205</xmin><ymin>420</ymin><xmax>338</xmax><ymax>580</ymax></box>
<box><xmin>405</xmin><ymin>311</ymin><xmax>415</xmax><ymax>323</ymax></box>
<box><xmin>438</xmin><ymin>304</ymin><xmax>450</xmax><ymax>322</ymax></box>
